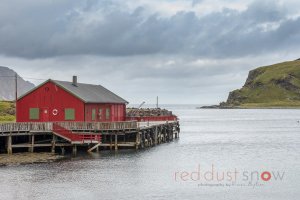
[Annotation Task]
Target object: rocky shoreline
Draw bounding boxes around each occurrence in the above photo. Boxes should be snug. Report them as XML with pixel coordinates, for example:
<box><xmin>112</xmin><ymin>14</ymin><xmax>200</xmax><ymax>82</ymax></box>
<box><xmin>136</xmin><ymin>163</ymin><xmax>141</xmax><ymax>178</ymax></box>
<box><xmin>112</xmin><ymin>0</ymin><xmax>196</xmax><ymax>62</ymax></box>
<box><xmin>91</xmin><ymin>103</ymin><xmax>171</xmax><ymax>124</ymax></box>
<box><xmin>0</xmin><ymin>153</ymin><xmax>65</xmax><ymax>166</ymax></box>
<box><xmin>198</xmin><ymin>105</ymin><xmax>300</xmax><ymax>109</ymax></box>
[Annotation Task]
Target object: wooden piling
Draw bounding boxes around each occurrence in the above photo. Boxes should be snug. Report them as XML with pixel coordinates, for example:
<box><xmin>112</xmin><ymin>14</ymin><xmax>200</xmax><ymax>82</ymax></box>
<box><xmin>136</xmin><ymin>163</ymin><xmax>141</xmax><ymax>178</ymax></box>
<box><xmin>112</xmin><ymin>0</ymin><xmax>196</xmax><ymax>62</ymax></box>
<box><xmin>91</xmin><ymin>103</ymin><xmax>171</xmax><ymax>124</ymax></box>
<box><xmin>135</xmin><ymin>132</ymin><xmax>140</xmax><ymax>149</ymax></box>
<box><xmin>103</xmin><ymin>134</ymin><xmax>107</xmax><ymax>150</ymax></box>
<box><xmin>28</xmin><ymin>135</ymin><xmax>32</xmax><ymax>152</ymax></box>
<box><xmin>141</xmin><ymin>131</ymin><xmax>145</xmax><ymax>149</ymax></box>
<box><xmin>158</xmin><ymin>126</ymin><xmax>161</xmax><ymax>144</ymax></box>
<box><xmin>110</xmin><ymin>134</ymin><xmax>113</xmax><ymax>150</ymax></box>
<box><xmin>29</xmin><ymin>134</ymin><xmax>35</xmax><ymax>153</ymax></box>
<box><xmin>72</xmin><ymin>145</ymin><xmax>77</xmax><ymax>155</ymax></box>
<box><xmin>114</xmin><ymin>134</ymin><xmax>118</xmax><ymax>151</ymax></box>
<box><xmin>154</xmin><ymin>126</ymin><xmax>158</xmax><ymax>145</ymax></box>
<box><xmin>7</xmin><ymin>135</ymin><xmax>12</xmax><ymax>155</ymax></box>
<box><xmin>51</xmin><ymin>135</ymin><xmax>56</xmax><ymax>153</ymax></box>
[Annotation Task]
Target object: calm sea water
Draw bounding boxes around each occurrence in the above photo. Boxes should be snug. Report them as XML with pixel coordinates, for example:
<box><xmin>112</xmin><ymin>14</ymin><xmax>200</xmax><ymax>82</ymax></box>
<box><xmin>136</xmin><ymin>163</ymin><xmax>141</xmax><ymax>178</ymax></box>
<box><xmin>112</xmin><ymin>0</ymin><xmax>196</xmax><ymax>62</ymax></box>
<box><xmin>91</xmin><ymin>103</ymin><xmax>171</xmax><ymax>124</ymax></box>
<box><xmin>0</xmin><ymin>105</ymin><xmax>299</xmax><ymax>200</ymax></box>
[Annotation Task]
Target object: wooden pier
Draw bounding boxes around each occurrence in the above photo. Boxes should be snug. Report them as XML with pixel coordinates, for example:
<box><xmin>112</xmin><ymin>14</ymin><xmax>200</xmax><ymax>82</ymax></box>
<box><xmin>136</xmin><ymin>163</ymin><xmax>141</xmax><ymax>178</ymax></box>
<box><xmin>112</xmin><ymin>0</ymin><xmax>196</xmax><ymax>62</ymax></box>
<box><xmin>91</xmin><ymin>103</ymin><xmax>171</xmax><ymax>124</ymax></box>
<box><xmin>0</xmin><ymin>121</ymin><xmax>180</xmax><ymax>154</ymax></box>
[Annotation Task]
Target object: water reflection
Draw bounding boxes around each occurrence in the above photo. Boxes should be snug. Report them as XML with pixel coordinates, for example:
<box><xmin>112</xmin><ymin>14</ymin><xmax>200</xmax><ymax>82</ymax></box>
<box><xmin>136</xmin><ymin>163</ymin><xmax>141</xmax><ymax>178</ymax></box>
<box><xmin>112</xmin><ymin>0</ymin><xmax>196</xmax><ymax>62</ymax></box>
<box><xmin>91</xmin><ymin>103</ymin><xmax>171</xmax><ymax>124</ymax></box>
<box><xmin>0</xmin><ymin>106</ymin><xmax>299</xmax><ymax>200</ymax></box>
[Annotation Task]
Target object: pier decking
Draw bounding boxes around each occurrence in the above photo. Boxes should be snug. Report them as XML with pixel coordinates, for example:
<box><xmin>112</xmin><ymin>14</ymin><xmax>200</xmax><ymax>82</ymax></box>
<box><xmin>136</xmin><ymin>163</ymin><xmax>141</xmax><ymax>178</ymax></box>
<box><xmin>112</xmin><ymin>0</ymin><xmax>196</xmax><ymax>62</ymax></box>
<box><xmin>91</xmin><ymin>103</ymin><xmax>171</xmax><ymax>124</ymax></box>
<box><xmin>0</xmin><ymin>121</ymin><xmax>180</xmax><ymax>154</ymax></box>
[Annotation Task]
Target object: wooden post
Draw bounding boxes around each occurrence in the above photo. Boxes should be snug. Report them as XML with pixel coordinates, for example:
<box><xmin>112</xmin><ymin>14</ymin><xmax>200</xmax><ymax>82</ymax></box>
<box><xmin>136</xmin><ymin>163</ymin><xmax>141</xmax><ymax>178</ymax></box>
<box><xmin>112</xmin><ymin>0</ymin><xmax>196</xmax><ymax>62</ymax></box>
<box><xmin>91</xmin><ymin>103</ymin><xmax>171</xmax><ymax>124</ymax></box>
<box><xmin>163</xmin><ymin>128</ymin><xmax>166</xmax><ymax>142</ymax></box>
<box><xmin>28</xmin><ymin>134</ymin><xmax>32</xmax><ymax>152</ymax></box>
<box><xmin>167</xmin><ymin>127</ymin><xmax>169</xmax><ymax>142</ymax></box>
<box><xmin>103</xmin><ymin>134</ymin><xmax>107</xmax><ymax>150</ymax></box>
<box><xmin>144</xmin><ymin>132</ymin><xmax>147</xmax><ymax>147</ymax></box>
<box><xmin>158</xmin><ymin>127</ymin><xmax>161</xmax><ymax>144</ymax></box>
<box><xmin>135</xmin><ymin>132</ymin><xmax>140</xmax><ymax>150</ymax></box>
<box><xmin>141</xmin><ymin>132</ymin><xmax>144</xmax><ymax>149</ymax></box>
<box><xmin>166</xmin><ymin>126</ymin><xmax>170</xmax><ymax>142</ymax></box>
<box><xmin>7</xmin><ymin>135</ymin><xmax>12</xmax><ymax>155</ymax></box>
<box><xmin>146</xmin><ymin>132</ymin><xmax>149</xmax><ymax>147</ymax></box>
<box><xmin>51</xmin><ymin>135</ymin><xmax>56</xmax><ymax>153</ymax></box>
<box><xmin>154</xmin><ymin>126</ymin><xmax>158</xmax><ymax>145</ymax></box>
<box><xmin>149</xmin><ymin>132</ymin><xmax>152</xmax><ymax>146</ymax></box>
<box><xmin>177</xmin><ymin>123</ymin><xmax>180</xmax><ymax>138</ymax></box>
<box><xmin>144</xmin><ymin>132</ymin><xmax>148</xmax><ymax>147</ymax></box>
<box><xmin>114</xmin><ymin>134</ymin><xmax>118</xmax><ymax>151</ymax></box>
<box><xmin>72</xmin><ymin>145</ymin><xmax>77</xmax><ymax>155</ymax></box>
<box><xmin>173</xmin><ymin>124</ymin><xmax>176</xmax><ymax>140</ymax></box>
<box><xmin>110</xmin><ymin>134</ymin><xmax>113</xmax><ymax>150</ymax></box>
<box><xmin>172</xmin><ymin>128</ymin><xmax>174</xmax><ymax>140</ymax></box>
<box><xmin>29</xmin><ymin>134</ymin><xmax>35</xmax><ymax>153</ymax></box>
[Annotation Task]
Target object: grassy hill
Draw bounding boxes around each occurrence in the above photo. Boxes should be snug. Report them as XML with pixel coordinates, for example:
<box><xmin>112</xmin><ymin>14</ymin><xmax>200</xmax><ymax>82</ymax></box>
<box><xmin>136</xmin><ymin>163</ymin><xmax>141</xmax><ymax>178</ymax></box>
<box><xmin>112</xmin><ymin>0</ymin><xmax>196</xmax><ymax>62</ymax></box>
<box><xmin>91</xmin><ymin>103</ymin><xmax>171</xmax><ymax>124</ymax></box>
<box><xmin>0</xmin><ymin>101</ymin><xmax>15</xmax><ymax>122</ymax></box>
<box><xmin>223</xmin><ymin>60</ymin><xmax>300</xmax><ymax>108</ymax></box>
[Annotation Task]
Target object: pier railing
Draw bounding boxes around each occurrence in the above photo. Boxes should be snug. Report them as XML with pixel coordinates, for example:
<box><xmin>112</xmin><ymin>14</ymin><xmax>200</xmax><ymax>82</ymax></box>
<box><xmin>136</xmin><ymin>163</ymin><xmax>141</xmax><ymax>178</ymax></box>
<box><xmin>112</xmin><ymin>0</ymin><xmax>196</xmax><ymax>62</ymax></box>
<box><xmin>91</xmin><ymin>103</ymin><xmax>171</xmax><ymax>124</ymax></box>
<box><xmin>126</xmin><ymin>116</ymin><xmax>178</xmax><ymax>122</ymax></box>
<box><xmin>0</xmin><ymin>121</ymin><xmax>138</xmax><ymax>133</ymax></box>
<box><xmin>0</xmin><ymin>122</ymin><xmax>53</xmax><ymax>132</ymax></box>
<box><xmin>56</xmin><ymin>121</ymin><xmax>137</xmax><ymax>131</ymax></box>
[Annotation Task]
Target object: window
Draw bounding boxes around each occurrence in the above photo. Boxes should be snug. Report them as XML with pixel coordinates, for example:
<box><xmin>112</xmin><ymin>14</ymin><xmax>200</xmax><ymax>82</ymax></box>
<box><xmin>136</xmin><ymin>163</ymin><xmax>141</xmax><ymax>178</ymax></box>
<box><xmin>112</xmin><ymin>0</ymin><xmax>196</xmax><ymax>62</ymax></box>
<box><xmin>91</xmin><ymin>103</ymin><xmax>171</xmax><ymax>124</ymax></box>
<box><xmin>65</xmin><ymin>108</ymin><xmax>75</xmax><ymax>120</ymax></box>
<box><xmin>29</xmin><ymin>108</ymin><xmax>39</xmax><ymax>120</ymax></box>
<box><xmin>99</xmin><ymin>108</ymin><xmax>102</xmax><ymax>120</ymax></box>
<box><xmin>106</xmin><ymin>108</ymin><xmax>110</xmax><ymax>120</ymax></box>
<box><xmin>92</xmin><ymin>109</ymin><xmax>96</xmax><ymax>121</ymax></box>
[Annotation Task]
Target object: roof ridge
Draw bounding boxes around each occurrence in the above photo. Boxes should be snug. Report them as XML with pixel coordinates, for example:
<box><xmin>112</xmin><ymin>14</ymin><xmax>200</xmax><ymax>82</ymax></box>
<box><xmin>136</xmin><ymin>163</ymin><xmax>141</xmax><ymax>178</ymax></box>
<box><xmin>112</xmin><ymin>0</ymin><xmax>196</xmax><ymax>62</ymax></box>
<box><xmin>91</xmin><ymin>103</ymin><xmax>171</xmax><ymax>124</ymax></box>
<box><xmin>52</xmin><ymin>79</ymin><xmax>128</xmax><ymax>104</ymax></box>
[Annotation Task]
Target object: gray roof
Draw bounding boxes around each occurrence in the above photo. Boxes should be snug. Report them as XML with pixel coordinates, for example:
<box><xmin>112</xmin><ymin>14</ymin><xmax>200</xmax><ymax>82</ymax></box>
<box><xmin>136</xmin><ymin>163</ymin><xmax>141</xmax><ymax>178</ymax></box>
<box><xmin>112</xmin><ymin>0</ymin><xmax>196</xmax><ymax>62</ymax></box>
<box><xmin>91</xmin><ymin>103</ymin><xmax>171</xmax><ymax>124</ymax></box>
<box><xmin>18</xmin><ymin>79</ymin><xmax>128</xmax><ymax>104</ymax></box>
<box><xmin>52</xmin><ymin>80</ymin><xmax>128</xmax><ymax>104</ymax></box>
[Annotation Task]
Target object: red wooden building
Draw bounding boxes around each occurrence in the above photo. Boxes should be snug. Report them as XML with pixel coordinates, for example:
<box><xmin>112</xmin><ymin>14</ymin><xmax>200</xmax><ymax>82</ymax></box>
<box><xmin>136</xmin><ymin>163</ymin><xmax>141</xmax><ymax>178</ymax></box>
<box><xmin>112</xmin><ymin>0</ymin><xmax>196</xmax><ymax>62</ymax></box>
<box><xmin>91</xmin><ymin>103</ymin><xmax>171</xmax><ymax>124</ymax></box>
<box><xmin>16</xmin><ymin>76</ymin><xmax>128</xmax><ymax>122</ymax></box>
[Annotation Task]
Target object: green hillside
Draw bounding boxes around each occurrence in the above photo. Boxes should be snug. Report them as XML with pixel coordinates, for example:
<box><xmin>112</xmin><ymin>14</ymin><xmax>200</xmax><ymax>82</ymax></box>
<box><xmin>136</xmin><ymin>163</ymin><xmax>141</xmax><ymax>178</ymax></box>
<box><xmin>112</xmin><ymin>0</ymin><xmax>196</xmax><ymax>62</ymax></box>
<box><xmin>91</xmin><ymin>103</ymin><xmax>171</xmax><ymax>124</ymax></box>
<box><xmin>224</xmin><ymin>60</ymin><xmax>300</xmax><ymax>108</ymax></box>
<box><xmin>0</xmin><ymin>101</ymin><xmax>15</xmax><ymax>122</ymax></box>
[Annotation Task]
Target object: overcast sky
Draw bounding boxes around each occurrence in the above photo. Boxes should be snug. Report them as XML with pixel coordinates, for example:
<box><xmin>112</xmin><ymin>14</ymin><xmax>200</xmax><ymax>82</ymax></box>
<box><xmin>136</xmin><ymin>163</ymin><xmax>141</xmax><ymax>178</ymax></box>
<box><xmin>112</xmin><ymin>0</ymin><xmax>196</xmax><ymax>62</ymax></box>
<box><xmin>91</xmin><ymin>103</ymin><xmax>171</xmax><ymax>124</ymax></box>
<box><xmin>1</xmin><ymin>0</ymin><xmax>300</xmax><ymax>104</ymax></box>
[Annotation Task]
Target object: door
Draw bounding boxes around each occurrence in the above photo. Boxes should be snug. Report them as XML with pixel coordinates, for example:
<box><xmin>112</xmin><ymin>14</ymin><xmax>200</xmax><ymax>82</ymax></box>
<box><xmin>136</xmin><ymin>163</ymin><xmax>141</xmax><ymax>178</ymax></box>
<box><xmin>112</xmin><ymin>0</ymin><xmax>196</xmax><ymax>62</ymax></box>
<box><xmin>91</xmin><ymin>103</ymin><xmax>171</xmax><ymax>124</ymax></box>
<box><xmin>98</xmin><ymin>105</ymin><xmax>111</xmax><ymax>122</ymax></box>
<box><xmin>41</xmin><ymin>108</ymin><xmax>49</xmax><ymax>121</ymax></box>
<box><xmin>98</xmin><ymin>107</ymin><xmax>104</xmax><ymax>122</ymax></box>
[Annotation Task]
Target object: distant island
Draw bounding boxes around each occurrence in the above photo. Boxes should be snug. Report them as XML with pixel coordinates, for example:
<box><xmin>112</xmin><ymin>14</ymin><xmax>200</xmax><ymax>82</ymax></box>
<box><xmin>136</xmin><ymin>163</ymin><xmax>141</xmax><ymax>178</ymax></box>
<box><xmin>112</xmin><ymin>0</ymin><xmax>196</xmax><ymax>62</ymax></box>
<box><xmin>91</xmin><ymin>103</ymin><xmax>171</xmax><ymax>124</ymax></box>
<box><xmin>201</xmin><ymin>59</ymin><xmax>300</xmax><ymax>108</ymax></box>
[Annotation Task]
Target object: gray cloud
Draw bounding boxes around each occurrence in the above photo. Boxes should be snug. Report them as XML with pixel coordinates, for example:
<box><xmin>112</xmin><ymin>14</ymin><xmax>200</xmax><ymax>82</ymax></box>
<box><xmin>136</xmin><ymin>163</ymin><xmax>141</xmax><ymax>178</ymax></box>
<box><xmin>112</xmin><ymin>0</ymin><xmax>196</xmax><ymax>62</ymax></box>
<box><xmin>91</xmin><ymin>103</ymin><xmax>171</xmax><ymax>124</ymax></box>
<box><xmin>0</xmin><ymin>0</ymin><xmax>299</xmax><ymax>59</ymax></box>
<box><xmin>1</xmin><ymin>0</ymin><xmax>300</xmax><ymax>104</ymax></box>
<box><xmin>3</xmin><ymin>51</ymin><xmax>297</xmax><ymax>104</ymax></box>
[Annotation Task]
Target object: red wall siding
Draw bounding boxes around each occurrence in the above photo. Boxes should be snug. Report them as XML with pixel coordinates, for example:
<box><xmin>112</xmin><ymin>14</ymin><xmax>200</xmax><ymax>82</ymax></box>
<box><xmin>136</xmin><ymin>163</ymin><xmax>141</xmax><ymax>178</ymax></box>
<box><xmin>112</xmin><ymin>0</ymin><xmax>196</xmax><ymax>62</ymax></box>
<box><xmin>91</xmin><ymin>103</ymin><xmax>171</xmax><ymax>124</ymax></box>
<box><xmin>17</xmin><ymin>82</ymin><xmax>85</xmax><ymax>122</ymax></box>
<box><xmin>85</xmin><ymin>103</ymin><xmax>126</xmax><ymax>122</ymax></box>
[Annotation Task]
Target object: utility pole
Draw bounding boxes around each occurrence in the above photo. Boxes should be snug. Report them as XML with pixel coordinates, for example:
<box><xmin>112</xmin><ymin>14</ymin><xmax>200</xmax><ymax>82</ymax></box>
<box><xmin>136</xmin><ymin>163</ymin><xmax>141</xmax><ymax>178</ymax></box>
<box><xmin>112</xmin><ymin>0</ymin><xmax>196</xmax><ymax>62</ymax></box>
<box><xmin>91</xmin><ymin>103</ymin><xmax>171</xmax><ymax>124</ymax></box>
<box><xmin>15</xmin><ymin>73</ymin><xmax>17</xmax><ymax>119</ymax></box>
<box><xmin>156</xmin><ymin>96</ymin><xmax>158</xmax><ymax>109</ymax></box>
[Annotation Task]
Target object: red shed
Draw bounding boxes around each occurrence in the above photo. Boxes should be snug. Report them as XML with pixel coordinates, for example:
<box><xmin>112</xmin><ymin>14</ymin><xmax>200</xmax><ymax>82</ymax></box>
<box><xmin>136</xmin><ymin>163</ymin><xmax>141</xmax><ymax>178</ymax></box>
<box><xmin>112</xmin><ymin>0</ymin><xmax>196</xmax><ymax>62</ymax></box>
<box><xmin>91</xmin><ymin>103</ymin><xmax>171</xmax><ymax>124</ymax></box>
<box><xmin>16</xmin><ymin>76</ymin><xmax>128</xmax><ymax>122</ymax></box>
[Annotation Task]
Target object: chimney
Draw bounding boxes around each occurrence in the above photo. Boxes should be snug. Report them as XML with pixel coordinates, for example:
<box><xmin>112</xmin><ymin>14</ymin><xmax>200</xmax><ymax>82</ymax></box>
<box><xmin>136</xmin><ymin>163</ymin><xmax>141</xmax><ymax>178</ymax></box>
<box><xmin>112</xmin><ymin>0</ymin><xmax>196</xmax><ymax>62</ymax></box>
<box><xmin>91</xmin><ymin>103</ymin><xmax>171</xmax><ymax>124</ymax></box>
<box><xmin>72</xmin><ymin>76</ymin><xmax>78</xmax><ymax>87</ymax></box>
